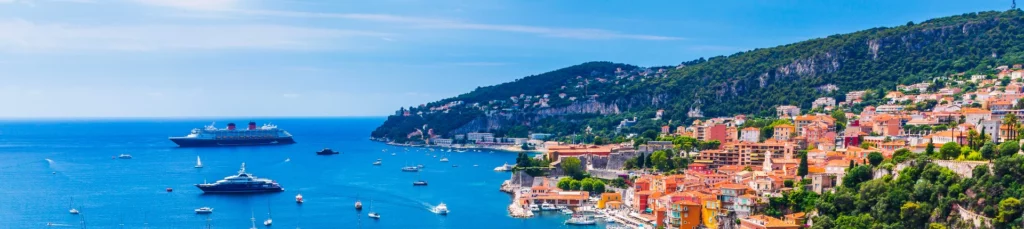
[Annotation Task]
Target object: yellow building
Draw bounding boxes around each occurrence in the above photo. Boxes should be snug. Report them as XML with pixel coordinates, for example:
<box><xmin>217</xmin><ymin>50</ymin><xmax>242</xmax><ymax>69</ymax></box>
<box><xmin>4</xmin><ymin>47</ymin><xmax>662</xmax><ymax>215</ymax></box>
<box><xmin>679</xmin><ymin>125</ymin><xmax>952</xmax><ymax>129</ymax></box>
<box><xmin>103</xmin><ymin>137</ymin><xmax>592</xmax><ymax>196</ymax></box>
<box><xmin>598</xmin><ymin>192</ymin><xmax>622</xmax><ymax>209</ymax></box>
<box><xmin>701</xmin><ymin>197</ymin><xmax>722</xmax><ymax>229</ymax></box>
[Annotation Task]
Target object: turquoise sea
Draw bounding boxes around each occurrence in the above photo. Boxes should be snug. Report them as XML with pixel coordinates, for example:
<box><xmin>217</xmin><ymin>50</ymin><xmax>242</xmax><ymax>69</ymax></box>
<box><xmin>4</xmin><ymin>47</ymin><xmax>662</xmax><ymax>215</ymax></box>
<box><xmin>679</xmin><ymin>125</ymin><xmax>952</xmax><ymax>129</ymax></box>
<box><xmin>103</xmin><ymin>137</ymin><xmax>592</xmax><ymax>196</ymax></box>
<box><xmin>0</xmin><ymin>118</ymin><xmax>601</xmax><ymax>228</ymax></box>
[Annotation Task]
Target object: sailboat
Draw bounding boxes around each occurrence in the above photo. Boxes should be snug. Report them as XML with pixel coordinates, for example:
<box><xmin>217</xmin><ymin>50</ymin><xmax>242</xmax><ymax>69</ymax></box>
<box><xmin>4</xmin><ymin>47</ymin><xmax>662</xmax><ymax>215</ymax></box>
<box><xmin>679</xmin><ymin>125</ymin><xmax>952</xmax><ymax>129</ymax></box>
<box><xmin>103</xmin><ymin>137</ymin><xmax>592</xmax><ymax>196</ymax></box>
<box><xmin>263</xmin><ymin>201</ymin><xmax>273</xmax><ymax>226</ymax></box>
<box><xmin>249</xmin><ymin>210</ymin><xmax>258</xmax><ymax>229</ymax></box>
<box><xmin>413</xmin><ymin>171</ymin><xmax>428</xmax><ymax>186</ymax></box>
<box><xmin>195</xmin><ymin>156</ymin><xmax>203</xmax><ymax>168</ymax></box>
<box><xmin>367</xmin><ymin>199</ymin><xmax>380</xmax><ymax>219</ymax></box>
<box><xmin>68</xmin><ymin>197</ymin><xmax>79</xmax><ymax>214</ymax></box>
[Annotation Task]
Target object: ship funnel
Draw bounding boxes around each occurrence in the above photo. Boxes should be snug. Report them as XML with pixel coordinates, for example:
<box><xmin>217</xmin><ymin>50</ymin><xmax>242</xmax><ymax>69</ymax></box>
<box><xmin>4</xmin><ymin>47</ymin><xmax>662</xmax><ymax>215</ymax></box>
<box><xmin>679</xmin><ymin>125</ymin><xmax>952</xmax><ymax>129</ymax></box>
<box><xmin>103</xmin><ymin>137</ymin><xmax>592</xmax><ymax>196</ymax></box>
<box><xmin>248</xmin><ymin>121</ymin><xmax>257</xmax><ymax>130</ymax></box>
<box><xmin>227</xmin><ymin>123</ymin><xmax>236</xmax><ymax>131</ymax></box>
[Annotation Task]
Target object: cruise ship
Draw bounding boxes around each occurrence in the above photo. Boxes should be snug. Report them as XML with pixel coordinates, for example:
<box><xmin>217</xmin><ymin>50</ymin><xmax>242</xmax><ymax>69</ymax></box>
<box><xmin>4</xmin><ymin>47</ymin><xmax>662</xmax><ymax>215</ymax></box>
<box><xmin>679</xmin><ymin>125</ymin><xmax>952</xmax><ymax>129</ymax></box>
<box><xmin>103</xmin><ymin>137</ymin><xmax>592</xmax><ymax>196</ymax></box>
<box><xmin>195</xmin><ymin>163</ymin><xmax>284</xmax><ymax>193</ymax></box>
<box><xmin>169</xmin><ymin>122</ymin><xmax>295</xmax><ymax>147</ymax></box>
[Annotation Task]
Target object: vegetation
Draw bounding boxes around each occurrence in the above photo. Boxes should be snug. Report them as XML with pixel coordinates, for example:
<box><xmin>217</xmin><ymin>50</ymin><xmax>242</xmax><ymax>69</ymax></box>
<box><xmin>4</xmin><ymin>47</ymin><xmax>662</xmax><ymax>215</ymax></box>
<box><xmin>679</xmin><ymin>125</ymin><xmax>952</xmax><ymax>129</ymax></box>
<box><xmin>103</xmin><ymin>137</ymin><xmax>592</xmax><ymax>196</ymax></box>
<box><xmin>372</xmin><ymin>10</ymin><xmax>1024</xmax><ymax>142</ymax></box>
<box><xmin>561</xmin><ymin>157</ymin><xmax>585</xmax><ymax>180</ymax></box>
<box><xmin>556</xmin><ymin>177</ymin><xmax>606</xmax><ymax>194</ymax></box>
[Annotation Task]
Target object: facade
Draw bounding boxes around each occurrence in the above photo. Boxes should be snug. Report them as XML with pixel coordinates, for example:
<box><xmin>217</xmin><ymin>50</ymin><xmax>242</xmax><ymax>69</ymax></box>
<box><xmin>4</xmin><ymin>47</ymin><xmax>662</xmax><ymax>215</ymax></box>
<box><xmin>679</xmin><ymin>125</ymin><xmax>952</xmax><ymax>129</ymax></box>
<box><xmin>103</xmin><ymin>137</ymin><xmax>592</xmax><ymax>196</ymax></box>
<box><xmin>776</xmin><ymin>106</ymin><xmax>800</xmax><ymax>118</ymax></box>
<box><xmin>773</xmin><ymin>125</ymin><xmax>795</xmax><ymax>141</ymax></box>
<box><xmin>740</xmin><ymin>127</ymin><xmax>761</xmax><ymax>143</ymax></box>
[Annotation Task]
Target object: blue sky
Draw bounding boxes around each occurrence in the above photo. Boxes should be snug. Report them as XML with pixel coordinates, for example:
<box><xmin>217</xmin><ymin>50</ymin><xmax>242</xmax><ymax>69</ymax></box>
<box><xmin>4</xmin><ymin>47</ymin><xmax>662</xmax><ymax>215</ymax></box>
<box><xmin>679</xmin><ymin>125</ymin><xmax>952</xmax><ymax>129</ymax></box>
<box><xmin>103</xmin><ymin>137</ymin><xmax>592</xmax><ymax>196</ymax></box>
<box><xmin>0</xmin><ymin>0</ymin><xmax>1010</xmax><ymax>117</ymax></box>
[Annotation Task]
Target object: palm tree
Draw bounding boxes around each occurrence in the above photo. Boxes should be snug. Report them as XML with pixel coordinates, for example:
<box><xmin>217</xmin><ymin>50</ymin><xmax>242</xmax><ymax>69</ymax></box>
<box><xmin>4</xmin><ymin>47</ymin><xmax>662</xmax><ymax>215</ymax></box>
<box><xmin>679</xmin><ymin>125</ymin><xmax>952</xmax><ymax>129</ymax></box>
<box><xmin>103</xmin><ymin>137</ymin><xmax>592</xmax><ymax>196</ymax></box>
<box><xmin>1005</xmin><ymin>113</ymin><xmax>1019</xmax><ymax>141</ymax></box>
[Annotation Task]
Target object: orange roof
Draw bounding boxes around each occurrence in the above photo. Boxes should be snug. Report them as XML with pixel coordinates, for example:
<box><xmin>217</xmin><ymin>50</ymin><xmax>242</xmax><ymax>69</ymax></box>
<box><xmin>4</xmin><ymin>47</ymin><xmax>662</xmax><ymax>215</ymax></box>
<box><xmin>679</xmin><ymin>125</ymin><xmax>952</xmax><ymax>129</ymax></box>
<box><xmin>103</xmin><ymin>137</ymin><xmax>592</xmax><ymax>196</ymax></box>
<box><xmin>962</xmin><ymin>108</ymin><xmax>991</xmax><ymax>114</ymax></box>
<box><xmin>720</xmin><ymin>183</ymin><xmax>748</xmax><ymax>190</ymax></box>
<box><xmin>774</xmin><ymin>124</ymin><xmax>794</xmax><ymax>129</ymax></box>
<box><xmin>746</xmin><ymin>214</ymin><xmax>800</xmax><ymax>227</ymax></box>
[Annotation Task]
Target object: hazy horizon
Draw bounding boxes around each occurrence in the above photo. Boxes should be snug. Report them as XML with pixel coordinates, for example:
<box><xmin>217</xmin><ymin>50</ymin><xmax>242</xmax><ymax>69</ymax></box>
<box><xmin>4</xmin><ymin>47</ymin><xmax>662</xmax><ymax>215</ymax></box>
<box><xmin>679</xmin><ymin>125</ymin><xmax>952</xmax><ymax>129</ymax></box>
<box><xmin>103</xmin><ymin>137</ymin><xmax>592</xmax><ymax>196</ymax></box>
<box><xmin>0</xmin><ymin>0</ymin><xmax>1010</xmax><ymax>117</ymax></box>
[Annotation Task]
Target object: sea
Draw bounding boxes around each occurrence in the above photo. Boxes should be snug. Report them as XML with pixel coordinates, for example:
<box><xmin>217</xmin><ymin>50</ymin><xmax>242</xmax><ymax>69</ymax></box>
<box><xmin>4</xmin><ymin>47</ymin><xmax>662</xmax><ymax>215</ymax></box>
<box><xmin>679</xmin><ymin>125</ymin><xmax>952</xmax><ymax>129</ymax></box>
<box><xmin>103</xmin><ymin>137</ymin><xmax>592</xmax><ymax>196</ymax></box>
<box><xmin>0</xmin><ymin>118</ymin><xmax>609</xmax><ymax>229</ymax></box>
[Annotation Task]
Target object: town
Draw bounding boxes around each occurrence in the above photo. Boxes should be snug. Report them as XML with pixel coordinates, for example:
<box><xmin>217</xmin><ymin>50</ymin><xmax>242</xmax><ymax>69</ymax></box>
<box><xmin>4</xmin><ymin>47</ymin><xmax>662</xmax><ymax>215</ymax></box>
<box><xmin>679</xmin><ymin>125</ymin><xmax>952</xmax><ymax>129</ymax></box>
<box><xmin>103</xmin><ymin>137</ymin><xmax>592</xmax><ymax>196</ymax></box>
<box><xmin>405</xmin><ymin>64</ymin><xmax>1024</xmax><ymax>229</ymax></box>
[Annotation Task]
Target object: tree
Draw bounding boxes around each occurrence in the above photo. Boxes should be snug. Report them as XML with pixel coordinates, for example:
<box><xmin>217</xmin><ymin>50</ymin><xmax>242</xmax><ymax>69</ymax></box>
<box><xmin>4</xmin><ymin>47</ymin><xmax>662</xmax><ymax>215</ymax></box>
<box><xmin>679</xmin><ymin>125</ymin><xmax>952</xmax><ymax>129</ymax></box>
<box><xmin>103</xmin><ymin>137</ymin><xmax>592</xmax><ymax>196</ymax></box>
<box><xmin>893</xmin><ymin>148</ymin><xmax>913</xmax><ymax>163</ymax></box>
<box><xmin>561</xmin><ymin>157</ymin><xmax>584</xmax><ymax>180</ymax></box>
<box><xmin>569</xmin><ymin>180</ymin><xmax>582</xmax><ymax>190</ymax></box>
<box><xmin>860</xmin><ymin>141</ymin><xmax>875</xmax><ymax>149</ymax></box>
<box><xmin>998</xmin><ymin>141</ymin><xmax>1020</xmax><ymax>158</ymax></box>
<box><xmin>939</xmin><ymin>142</ymin><xmax>960</xmax><ymax>159</ymax></box>
<box><xmin>797</xmin><ymin>153</ymin><xmax>809</xmax><ymax>177</ymax></box>
<box><xmin>925</xmin><ymin>139</ymin><xmax>935</xmax><ymax>156</ymax></box>
<box><xmin>997</xmin><ymin>197</ymin><xmax>1022</xmax><ymax>225</ymax></box>
<box><xmin>1005</xmin><ymin>113</ymin><xmax>1019</xmax><ymax>141</ymax></box>
<box><xmin>651</xmin><ymin>150</ymin><xmax>672</xmax><ymax>172</ymax></box>
<box><xmin>867</xmin><ymin>152</ymin><xmax>884</xmax><ymax>166</ymax></box>
<box><xmin>843</xmin><ymin>165</ymin><xmax>872</xmax><ymax>189</ymax></box>
<box><xmin>642</xmin><ymin>130</ymin><xmax>659</xmax><ymax>140</ymax></box>
<box><xmin>580</xmin><ymin>178</ymin><xmax>595</xmax><ymax>192</ymax></box>
<box><xmin>592</xmin><ymin>179</ymin><xmax>607</xmax><ymax>193</ymax></box>
<box><xmin>981</xmin><ymin>142</ymin><xmax>996</xmax><ymax>159</ymax></box>
<box><xmin>557</xmin><ymin>177</ymin><xmax>573</xmax><ymax>190</ymax></box>
<box><xmin>637</xmin><ymin>153</ymin><xmax>647</xmax><ymax>169</ymax></box>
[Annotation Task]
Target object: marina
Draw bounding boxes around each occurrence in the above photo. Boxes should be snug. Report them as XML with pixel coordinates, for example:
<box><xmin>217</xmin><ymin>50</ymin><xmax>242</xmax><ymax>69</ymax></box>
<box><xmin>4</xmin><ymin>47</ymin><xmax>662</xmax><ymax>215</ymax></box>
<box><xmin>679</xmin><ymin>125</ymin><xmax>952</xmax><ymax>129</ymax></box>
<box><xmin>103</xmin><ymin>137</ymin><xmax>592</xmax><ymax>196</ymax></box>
<box><xmin>0</xmin><ymin>118</ymin><xmax>596</xmax><ymax>228</ymax></box>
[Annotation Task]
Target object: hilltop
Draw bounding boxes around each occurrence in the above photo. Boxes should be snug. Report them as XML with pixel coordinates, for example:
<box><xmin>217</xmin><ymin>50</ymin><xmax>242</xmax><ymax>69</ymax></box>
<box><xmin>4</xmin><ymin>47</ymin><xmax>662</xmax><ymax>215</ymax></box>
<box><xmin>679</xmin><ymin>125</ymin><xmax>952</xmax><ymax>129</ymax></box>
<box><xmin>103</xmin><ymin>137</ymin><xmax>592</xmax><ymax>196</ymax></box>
<box><xmin>372</xmin><ymin>10</ymin><xmax>1024</xmax><ymax>143</ymax></box>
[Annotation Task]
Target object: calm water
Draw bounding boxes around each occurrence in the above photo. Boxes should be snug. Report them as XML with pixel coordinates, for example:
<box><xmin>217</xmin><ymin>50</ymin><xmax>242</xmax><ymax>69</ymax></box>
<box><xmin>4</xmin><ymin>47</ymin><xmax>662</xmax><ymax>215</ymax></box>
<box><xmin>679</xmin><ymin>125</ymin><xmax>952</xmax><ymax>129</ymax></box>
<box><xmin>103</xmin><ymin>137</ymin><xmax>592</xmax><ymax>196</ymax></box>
<box><xmin>0</xmin><ymin>118</ymin><xmax>600</xmax><ymax>228</ymax></box>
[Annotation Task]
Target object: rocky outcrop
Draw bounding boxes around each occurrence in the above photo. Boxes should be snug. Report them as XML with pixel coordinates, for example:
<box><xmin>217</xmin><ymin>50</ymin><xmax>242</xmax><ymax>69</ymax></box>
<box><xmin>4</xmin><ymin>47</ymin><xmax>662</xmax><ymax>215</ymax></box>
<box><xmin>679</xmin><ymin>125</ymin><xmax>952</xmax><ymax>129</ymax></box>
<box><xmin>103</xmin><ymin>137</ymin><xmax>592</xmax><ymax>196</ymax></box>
<box><xmin>535</xmin><ymin>100</ymin><xmax>620</xmax><ymax>117</ymax></box>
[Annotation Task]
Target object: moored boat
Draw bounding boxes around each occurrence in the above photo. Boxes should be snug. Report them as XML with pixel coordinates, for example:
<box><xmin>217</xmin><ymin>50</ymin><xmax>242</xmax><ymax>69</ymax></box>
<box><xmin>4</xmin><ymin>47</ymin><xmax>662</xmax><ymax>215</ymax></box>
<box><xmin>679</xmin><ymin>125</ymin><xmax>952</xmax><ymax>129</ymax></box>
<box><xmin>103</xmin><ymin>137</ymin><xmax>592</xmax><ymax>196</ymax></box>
<box><xmin>195</xmin><ymin>163</ymin><xmax>284</xmax><ymax>193</ymax></box>
<box><xmin>169</xmin><ymin>122</ymin><xmax>295</xmax><ymax>147</ymax></box>
<box><xmin>195</xmin><ymin>207</ymin><xmax>214</xmax><ymax>214</ymax></box>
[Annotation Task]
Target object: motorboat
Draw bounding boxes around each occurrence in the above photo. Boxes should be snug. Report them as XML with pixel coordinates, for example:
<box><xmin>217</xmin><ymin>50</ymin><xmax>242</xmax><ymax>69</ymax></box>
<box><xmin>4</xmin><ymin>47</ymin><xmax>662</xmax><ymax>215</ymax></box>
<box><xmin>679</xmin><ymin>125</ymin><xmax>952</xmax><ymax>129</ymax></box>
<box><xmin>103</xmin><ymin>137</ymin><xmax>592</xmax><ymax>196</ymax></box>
<box><xmin>561</xmin><ymin>209</ymin><xmax>574</xmax><ymax>215</ymax></box>
<box><xmin>540</xmin><ymin>203</ymin><xmax>556</xmax><ymax>211</ymax></box>
<box><xmin>373</xmin><ymin>161</ymin><xmax>382</xmax><ymax>166</ymax></box>
<box><xmin>118</xmin><ymin>154</ymin><xmax>132</xmax><ymax>159</ymax></box>
<box><xmin>295</xmin><ymin>194</ymin><xmax>304</xmax><ymax>204</ymax></box>
<box><xmin>355</xmin><ymin>200</ymin><xmax>363</xmax><ymax>211</ymax></box>
<box><xmin>529</xmin><ymin>204</ymin><xmax>540</xmax><ymax>212</ymax></box>
<box><xmin>439</xmin><ymin>157</ymin><xmax>449</xmax><ymax>162</ymax></box>
<box><xmin>494</xmin><ymin>162</ymin><xmax>514</xmax><ymax>172</ymax></box>
<box><xmin>368</xmin><ymin>212</ymin><xmax>380</xmax><ymax>219</ymax></box>
<box><xmin>401</xmin><ymin>166</ymin><xmax>420</xmax><ymax>172</ymax></box>
<box><xmin>413</xmin><ymin>180</ymin><xmax>428</xmax><ymax>186</ymax></box>
<box><xmin>315</xmin><ymin>148</ymin><xmax>339</xmax><ymax>155</ymax></box>
<box><xmin>195</xmin><ymin>207</ymin><xmax>214</xmax><ymax>214</ymax></box>
<box><xmin>564</xmin><ymin>215</ymin><xmax>596</xmax><ymax>225</ymax></box>
<box><xmin>434</xmin><ymin>203</ymin><xmax>449</xmax><ymax>215</ymax></box>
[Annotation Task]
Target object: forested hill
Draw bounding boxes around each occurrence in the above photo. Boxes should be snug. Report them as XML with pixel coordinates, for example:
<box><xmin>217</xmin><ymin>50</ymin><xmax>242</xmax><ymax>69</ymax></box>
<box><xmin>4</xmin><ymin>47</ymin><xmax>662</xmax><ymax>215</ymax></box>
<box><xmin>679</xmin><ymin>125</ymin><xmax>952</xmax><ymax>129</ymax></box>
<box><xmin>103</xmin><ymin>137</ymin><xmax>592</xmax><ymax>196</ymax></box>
<box><xmin>372</xmin><ymin>10</ymin><xmax>1024</xmax><ymax>143</ymax></box>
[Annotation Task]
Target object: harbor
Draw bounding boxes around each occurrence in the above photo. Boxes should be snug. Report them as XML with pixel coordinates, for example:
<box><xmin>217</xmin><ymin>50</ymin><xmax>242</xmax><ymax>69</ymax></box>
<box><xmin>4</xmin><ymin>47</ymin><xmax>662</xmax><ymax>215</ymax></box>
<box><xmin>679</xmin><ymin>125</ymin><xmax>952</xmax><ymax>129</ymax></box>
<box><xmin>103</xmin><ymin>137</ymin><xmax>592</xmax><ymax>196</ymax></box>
<box><xmin>0</xmin><ymin>118</ymin><xmax>589</xmax><ymax>228</ymax></box>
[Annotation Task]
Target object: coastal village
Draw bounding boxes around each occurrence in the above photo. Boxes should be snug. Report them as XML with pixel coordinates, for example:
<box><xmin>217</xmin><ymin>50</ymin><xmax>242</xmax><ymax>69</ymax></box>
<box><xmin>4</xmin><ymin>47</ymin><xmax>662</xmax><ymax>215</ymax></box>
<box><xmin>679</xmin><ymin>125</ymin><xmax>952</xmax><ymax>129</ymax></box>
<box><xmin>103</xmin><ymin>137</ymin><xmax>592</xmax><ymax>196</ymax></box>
<box><xmin>403</xmin><ymin>64</ymin><xmax>1024</xmax><ymax>229</ymax></box>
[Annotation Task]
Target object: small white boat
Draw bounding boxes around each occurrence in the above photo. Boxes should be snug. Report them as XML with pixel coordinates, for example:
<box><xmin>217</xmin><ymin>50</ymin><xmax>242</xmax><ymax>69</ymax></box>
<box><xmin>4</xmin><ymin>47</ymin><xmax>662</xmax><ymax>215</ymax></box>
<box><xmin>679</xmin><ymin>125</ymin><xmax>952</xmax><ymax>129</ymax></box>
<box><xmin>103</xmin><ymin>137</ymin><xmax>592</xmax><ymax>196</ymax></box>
<box><xmin>118</xmin><ymin>154</ymin><xmax>132</xmax><ymax>159</ymax></box>
<box><xmin>195</xmin><ymin>207</ymin><xmax>213</xmax><ymax>214</ymax></box>
<box><xmin>194</xmin><ymin>156</ymin><xmax>203</xmax><ymax>168</ymax></box>
<box><xmin>529</xmin><ymin>204</ymin><xmax>540</xmax><ymax>212</ymax></box>
<box><xmin>401</xmin><ymin>166</ymin><xmax>420</xmax><ymax>172</ymax></box>
<box><xmin>391</xmin><ymin>153</ymin><xmax>396</xmax><ymax>156</ymax></box>
<box><xmin>368</xmin><ymin>200</ymin><xmax>380</xmax><ymax>219</ymax></box>
<box><xmin>561</xmin><ymin>209</ymin><xmax>574</xmax><ymax>215</ymax></box>
<box><xmin>439</xmin><ymin>157</ymin><xmax>449</xmax><ymax>162</ymax></box>
<box><xmin>540</xmin><ymin>203</ymin><xmax>556</xmax><ymax>211</ymax></box>
<box><xmin>68</xmin><ymin>197</ymin><xmax>79</xmax><ymax>214</ymax></box>
<box><xmin>263</xmin><ymin>201</ymin><xmax>273</xmax><ymax>226</ymax></box>
<box><xmin>434</xmin><ymin>203</ymin><xmax>449</xmax><ymax>215</ymax></box>
<box><xmin>494</xmin><ymin>162</ymin><xmax>514</xmax><ymax>172</ymax></box>
<box><xmin>295</xmin><ymin>194</ymin><xmax>304</xmax><ymax>204</ymax></box>
<box><xmin>565</xmin><ymin>215</ymin><xmax>596</xmax><ymax>225</ymax></box>
<box><xmin>417</xmin><ymin>164</ymin><xmax>425</xmax><ymax>168</ymax></box>
<box><xmin>373</xmin><ymin>161</ymin><xmax>382</xmax><ymax>166</ymax></box>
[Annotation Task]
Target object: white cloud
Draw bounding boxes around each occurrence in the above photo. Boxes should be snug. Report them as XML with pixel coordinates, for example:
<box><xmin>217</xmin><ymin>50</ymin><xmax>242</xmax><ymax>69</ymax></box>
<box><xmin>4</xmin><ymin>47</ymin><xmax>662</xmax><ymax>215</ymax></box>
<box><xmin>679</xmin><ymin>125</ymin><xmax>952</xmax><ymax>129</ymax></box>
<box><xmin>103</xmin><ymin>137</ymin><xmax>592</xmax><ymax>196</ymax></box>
<box><xmin>0</xmin><ymin>19</ymin><xmax>392</xmax><ymax>51</ymax></box>
<box><xmin>127</xmin><ymin>0</ymin><xmax>679</xmax><ymax>41</ymax></box>
<box><xmin>132</xmin><ymin>0</ymin><xmax>237</xmax><ymax>11</ymax></box>
<box><xmin>232</xmin><ymin>10</ymin><xmax>681</xmax><ymax>41</ymax></box>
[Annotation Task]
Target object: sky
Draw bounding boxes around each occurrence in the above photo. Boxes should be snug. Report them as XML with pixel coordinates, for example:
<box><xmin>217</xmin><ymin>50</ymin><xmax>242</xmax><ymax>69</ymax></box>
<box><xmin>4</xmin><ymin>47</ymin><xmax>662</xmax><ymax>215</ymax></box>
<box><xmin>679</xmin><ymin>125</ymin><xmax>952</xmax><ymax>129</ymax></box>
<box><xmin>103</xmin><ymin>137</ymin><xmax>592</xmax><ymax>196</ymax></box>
<box><xmin>0</xmin><ymin>0</ymin><xmax>1012</xmax><ymax>118</ymax></box>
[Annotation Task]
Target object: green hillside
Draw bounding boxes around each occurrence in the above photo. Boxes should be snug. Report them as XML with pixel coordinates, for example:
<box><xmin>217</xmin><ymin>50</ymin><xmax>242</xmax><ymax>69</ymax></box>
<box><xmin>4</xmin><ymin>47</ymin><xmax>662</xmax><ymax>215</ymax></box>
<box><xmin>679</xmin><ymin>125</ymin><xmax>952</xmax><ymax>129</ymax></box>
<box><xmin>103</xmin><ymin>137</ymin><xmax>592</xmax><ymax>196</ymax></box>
<box><xmin>372</xmin><ymin>10</ymin><xmax>1024</xmax><ymax>143</ymax></box>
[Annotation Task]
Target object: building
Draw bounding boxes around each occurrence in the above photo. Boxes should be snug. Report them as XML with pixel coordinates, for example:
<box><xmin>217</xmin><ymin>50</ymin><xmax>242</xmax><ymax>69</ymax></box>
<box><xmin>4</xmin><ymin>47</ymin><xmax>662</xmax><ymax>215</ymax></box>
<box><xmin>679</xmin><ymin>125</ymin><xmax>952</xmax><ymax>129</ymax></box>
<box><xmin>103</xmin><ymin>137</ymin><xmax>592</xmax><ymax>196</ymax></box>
<box><xmin>776</xmin><ymin>106</ymin><xmax>800</xmax><ymax>118</ymax></box>
<box><xmin>739</xmin><ymin>215</ymin><xmax>801</xmax><ymax>229</ymax></box>
<box><xmin>466</xmin><ymin>132</ymin><xmax>495</xmax><ymax>143</ymax></box>
<box><xmin>811</xmin><ymin>97</ymin><xmax>836</xmax><ymax>109</ymax></box>
<box><xmin>740</xmin><ymin>127</ymin><xmax>761</xmax><ymax>143</ymax></box>
<box><xmin>668</xmin><ymin>200</ymin><xmax>703</xmax><ymax>229</ymax></box>
<box><xmin>598</xmin><ymin>192</ymin><xmax>622</xmax><ymax>209</ymax></box>
<box><xmin>529</xmin><ymin>133</ymin><xmax>553</xmax><ymax>140</ymax></box>
<box><xmin>875</xmin><ymin>104</ymin><xmax>905</xmax><ymax>114</ymax></box>
<box><xmin>432</xmin><ymin>138</ymin><xmax>453</xmax><ymax>146</ymax></box>
<box><xmin>773</xmin><ymin>124</ymin><xmax>795</xmax><ymax>141</ymax></box>
<box><xmin>845</xmin><ymin>91</ymin><xmax>867</xmax><ymax>104</ymax></box>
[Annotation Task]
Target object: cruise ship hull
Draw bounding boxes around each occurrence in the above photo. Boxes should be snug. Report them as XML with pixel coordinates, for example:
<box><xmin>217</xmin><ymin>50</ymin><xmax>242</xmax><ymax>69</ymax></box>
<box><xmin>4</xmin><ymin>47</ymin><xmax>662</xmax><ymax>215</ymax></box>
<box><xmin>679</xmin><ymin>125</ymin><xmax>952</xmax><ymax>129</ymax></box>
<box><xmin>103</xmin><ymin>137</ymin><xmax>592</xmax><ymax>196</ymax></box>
<box><xmin>170</xmin><ymin>137</ymin><xmax>296</xmax><ymax>147</ymax></box>
<box><xmin>195</xmin><ymin>184</ymin><xmax>285</xmax><ymax>193</ymax></box>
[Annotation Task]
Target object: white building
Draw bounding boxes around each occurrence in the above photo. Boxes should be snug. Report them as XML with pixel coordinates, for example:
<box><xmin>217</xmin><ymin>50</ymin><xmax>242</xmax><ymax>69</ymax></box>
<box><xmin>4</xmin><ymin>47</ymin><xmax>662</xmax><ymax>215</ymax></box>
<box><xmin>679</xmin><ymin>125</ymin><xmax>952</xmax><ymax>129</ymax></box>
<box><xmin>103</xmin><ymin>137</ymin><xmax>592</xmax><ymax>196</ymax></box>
<box><xmin>811</xmin><ymin>97</ymin><xmax>836</xmax><ymax>109</ymax></box>
<box><xmin>776</xmin><ymin>105</ymin><xmax>800</xmax><ymax>118</ymax></box>
<box><xmin>467</xmin><ymin>132</ymin><xmax>495</xmax><ymax>143</ymax></box>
